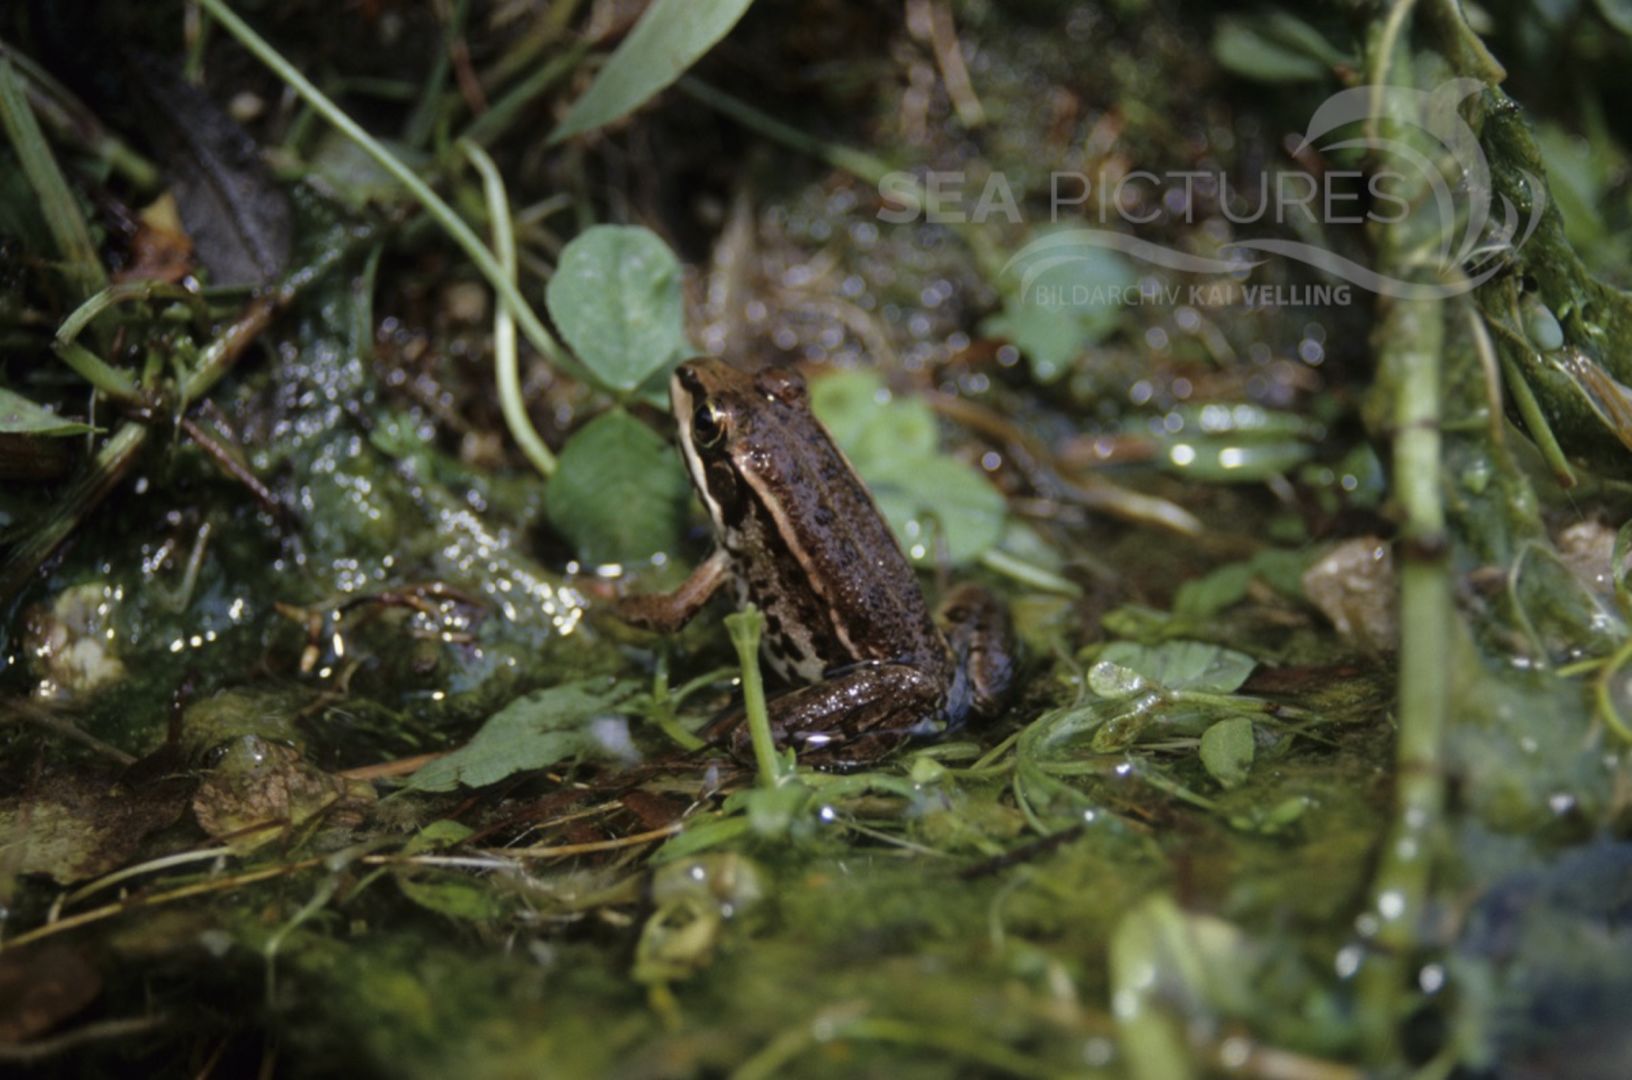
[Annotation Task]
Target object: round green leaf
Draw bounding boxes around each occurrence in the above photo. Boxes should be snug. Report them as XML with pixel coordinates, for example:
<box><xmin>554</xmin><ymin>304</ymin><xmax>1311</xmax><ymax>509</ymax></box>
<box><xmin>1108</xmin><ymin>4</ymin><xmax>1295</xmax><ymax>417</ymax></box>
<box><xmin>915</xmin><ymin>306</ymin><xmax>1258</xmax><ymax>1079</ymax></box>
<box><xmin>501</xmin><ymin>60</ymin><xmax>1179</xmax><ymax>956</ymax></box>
<box><xmin>1200</xmin><ymin>717</ymin><xmax>1256</xmax><ymax>789</ymax></box>
<box><xmin>544</xmin><ymin>409</ymin><xmax>691</xmax><ymax>566</ymax></box>
<box><xmin>544</xmin><ymin>225</ymin><xmax>694</xmax><ymax>395</ymax></box>
<box><xmin>867</xmin><ymin>454</ymin><xmax>1007</xmax><ymax>567</ymax></box>
<box><xmin>810</xmin><ymin>369</ymin><xmax>937</xmax><ymax>460</ymax></box>
<box><xmin>808</xmin><ymin>369</ymin><xmax>1005</xmax><ymax>567</ymax></box>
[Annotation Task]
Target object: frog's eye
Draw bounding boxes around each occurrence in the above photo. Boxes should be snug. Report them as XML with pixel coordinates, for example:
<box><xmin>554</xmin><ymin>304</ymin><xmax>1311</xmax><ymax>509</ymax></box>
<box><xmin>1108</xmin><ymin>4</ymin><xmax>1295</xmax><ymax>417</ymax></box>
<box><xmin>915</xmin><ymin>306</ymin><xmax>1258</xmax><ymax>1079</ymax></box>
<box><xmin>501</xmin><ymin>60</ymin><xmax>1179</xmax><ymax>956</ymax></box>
<box><xmin>692</xmin><ymin>403</ymin><xmax>729</xmax><ymax>448</ymax></box>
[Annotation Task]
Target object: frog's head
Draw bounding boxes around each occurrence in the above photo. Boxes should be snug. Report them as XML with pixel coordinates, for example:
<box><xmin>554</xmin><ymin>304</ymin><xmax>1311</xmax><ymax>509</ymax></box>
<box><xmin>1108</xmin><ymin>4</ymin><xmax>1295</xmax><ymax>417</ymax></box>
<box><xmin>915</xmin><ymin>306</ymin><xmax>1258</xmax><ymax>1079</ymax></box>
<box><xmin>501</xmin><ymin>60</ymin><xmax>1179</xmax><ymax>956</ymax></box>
<box><xmin>669</xmin><ymin>359</ymin><xmax>810</xmax><ymax>532</ymax></box>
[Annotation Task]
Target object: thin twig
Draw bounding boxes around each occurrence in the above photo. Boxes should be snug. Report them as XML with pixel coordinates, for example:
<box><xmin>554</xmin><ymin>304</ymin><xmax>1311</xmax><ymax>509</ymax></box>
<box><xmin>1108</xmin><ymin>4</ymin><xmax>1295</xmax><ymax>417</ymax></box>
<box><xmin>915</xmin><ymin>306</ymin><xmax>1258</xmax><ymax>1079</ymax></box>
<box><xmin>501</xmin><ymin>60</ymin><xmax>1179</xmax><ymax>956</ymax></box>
<box><xmin>1</xmin><ymin>856</ymin><xmax>330</xmax><ymax>952</ymax></box>
<box><xmin>63</xmin><ymin>846</ymin><xmax>235</xmax><ymax>908</ymax></box>
<box><xmin>485</xmin><ymin>822</ymin><xmax>683</xmax><ymax>858</ymax></box>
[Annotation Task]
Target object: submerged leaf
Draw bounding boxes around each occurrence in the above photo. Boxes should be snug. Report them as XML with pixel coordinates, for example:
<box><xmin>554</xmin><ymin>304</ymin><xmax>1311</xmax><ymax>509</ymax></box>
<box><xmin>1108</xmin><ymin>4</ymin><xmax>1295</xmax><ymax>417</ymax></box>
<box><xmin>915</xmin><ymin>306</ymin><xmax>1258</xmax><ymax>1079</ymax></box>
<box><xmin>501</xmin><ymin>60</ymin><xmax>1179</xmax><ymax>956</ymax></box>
<box><xmin>983</xmin><ymin>236</ymin><xmax>1135</xmax><ymax>382</ymax></box>
<box><xmin>809</xmin><ymin>370</ymin><xmax>937</xmax><ymax>459</ymax></box>
<box><xmin>407</xmin><ymin>678</ymin><xmax>639</xmax><ymax>792</ymax></box>
<box><xmin>550</xmin><ymin>0</ymin><xmax>759</xmax><ymax>143</ymax></box>
<box><xmin>866</xmin><ymin>455</ymin><xmax>1007</xmax><ymax>567</ymax></box>
<box><xmin>1151</xmin><ymin>403</ymin><xmax>1317</xmax><ymax>483</ymax></box>
<box><xmin>544</xmin><ymin>409</ymin><xmax>691</xmax><ymax>565</ymax></box>
<box><xmin>397</xmin><ymin>875</ymin><xmax>507</xmax><ymax>921</ymax></box>
<box><xmin>545</xmin><ymin>225</ymin><xmax>695</xmax><ymax>396</ymax></box>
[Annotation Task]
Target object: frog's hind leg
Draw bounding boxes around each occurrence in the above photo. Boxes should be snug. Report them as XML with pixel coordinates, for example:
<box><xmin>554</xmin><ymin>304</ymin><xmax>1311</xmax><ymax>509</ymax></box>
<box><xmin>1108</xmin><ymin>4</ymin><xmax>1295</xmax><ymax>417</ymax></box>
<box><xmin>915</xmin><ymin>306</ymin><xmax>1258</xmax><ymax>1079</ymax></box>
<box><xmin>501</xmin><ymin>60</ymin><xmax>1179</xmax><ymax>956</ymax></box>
<box><xmin>936</xmin><ymin>583</ymin><xmax>1016</xmax><ymax>720</ymax></box>
<box><xmin>718</xmin><ymin>662</ymin><xmax>947</xmax><ymax>770</ymax></box>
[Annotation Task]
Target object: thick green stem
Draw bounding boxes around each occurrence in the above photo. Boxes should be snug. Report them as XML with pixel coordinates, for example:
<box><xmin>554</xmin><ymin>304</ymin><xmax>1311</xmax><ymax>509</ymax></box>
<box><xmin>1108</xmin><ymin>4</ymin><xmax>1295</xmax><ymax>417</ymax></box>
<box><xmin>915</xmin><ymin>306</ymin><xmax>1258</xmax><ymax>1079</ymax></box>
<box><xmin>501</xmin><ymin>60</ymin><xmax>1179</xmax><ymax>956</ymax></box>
<box><xmin>724</xmin><ymin>607</ymin><xmax>784</xmax><ymax>788</ymax></box>
<box><xmin>1357</xmin><ymin>10</ymin><xmax>1461</xmax><ymax>1058</ymax></box>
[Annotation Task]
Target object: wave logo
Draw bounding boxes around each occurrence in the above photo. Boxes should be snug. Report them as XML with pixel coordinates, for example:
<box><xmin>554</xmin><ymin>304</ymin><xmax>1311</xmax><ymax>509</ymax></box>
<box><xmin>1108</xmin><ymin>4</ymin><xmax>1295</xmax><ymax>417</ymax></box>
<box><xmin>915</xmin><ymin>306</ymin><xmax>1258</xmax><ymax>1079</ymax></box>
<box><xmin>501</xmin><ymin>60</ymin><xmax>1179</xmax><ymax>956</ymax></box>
<box><xmin>995</xmin><ymin>80</ymin><xmax>1545</xmax><ymax>303</ymax></box>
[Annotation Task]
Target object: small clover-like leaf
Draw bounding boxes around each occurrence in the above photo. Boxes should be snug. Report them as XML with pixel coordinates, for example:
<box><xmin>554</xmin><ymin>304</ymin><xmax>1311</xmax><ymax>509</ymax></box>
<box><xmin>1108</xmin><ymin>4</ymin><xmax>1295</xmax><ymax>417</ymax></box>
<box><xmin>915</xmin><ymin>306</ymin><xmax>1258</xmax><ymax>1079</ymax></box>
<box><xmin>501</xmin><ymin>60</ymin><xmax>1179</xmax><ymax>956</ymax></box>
<box><xmin>545</xmin><ymin>225</ymin><xmax>694</xmax><ymax>396</ymax></box>
<box><xmin>810</xmin><ymin>369</ymin><xmax>938</xmax><ymax>459</ymax></box>
<box><xmin>867</xmin><ymin>455</ymin><xmax>1006</xmax><ymax>568</ymax></box>
<box><xmin>984</xmin><ymin>236</ymin><xmax>1136</xmax><ymax>382</ymax></box>
<box><xmin>1088</xmin><ymin>659</ymin><xmax>1151</xmax><ymax>699</ymax></box>
<box><xmin>809</xmin><ymin>369</ymin><xmax>1006</xmax><ymax>567</ymax></box>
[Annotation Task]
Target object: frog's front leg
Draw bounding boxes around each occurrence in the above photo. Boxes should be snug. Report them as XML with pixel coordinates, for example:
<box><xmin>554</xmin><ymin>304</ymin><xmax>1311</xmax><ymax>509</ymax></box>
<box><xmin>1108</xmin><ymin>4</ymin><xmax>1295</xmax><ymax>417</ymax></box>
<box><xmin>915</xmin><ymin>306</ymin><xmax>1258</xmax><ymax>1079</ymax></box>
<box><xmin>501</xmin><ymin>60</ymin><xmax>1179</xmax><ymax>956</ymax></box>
<box><xmin>721</xmin><ymin>662</ymin><xmax>949</xmax><ymax>769</ymax></box>
<box><xmin>615</xmin><ymin>550</ymin><xmax>731</xmax><ymax>633</ymax></box>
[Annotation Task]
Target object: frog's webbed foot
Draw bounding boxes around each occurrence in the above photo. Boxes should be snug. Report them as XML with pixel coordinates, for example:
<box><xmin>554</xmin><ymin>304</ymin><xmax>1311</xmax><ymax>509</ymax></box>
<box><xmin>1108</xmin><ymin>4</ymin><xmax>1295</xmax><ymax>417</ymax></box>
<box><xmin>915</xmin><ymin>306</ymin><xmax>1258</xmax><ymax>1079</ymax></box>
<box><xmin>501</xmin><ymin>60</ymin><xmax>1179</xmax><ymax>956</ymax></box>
<box><xmin>718</xmin><ymin>662</ymin><xmax>947</xmax><ymax>770</ymax></box>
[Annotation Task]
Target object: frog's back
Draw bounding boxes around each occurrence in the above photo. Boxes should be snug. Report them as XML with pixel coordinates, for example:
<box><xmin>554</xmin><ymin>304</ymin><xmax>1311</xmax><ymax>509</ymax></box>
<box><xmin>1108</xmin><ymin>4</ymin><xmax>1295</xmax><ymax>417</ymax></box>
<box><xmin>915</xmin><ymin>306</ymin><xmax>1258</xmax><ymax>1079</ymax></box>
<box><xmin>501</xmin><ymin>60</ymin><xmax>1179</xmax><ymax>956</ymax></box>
<box><xmin>726</xmin><ymin>390</ymin><xmax>946</xmax><ymax>681</ymax></box>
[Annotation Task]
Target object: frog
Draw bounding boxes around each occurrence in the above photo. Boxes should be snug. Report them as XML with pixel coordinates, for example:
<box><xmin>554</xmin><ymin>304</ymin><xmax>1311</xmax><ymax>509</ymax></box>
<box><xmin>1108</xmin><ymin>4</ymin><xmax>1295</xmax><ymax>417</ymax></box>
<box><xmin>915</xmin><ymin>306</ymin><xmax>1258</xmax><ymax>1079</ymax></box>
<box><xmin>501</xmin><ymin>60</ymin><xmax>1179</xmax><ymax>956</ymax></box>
<box><xmin>617</xmin><ymin>359</ymin><xmax>1014</xmax><ymax>767</ymax></box>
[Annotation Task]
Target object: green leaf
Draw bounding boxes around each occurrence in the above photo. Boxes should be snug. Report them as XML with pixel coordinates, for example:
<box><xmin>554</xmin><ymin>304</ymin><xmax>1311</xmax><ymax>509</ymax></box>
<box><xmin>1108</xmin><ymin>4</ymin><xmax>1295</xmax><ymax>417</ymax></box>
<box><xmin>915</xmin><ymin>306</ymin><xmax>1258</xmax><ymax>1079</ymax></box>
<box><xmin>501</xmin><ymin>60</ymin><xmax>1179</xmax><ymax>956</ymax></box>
<box><xmin>544</xmin><ymin>409</ymin><xmax>691</xmax><ymax>565</ymax></box>
<box><xmin>652</xmin><ymin>813</ymin><xmax>754</xmax><ymax>863</ymax></box>
<box><xmin>307</xmin><ymin>128</ymin><xmax>414</xmax><ymax>211</ymax></box>
<box><xmin>0</xmin><ymin>387</ymin><xmax>98</xmax><ymax>436</ymax></box>
<box><xmin>984</xmin><ymin>239</ymin><xmax>1135</xmax><ymax>382</ymax></box>
<box><xmin>404</xmin><ymin>819</ymin><xmax>474</xmax><ymax>854</ymax></box>
<box><xmin>1199</xmin><ymin>717</ymin><xmax>1255</xmax><ymax>789</ymax></box>
<box><xmin>407</xmin><ymin>678</ymin><xmax>638</xmax><ymax>792</ymax></box>
<box><xmin>867</xmin><ymin>455</ymin><xmax>1007</xmax><ymax>567</ymax></box>
<box><xmin>1097</xmin><ymin>641</ymin><xmax>1257</xmax><ymax>694</ymax></box>
<box><xmin>544</xmin><ymin>225</ymin><xmax>695</xmax><ymax>396</ymax></box>
<box><xmin>1172</xmin><ymin>549</ymin><xmax>1310</xmax><ymax>618</ymax></box>
<box><xmin>397</xmin><ymin>875</ymin><xmax>506</xmax><ymax>921</ymax></box>
<box><xmin>1088</xmin><ymin>660</ymin><xmax>1151</xmax><ymax>699</ymax></box>
<box><xmin>809</xmin><ymin>370</ymin><xmax>937</xmax><ymax>459</ymax></box>
<box><xmin>809</xmin><ymin>369</ymin><xmax>1006</xmax><ymax>567</ymax></box>
<box><xmin>549</xmin><ymin>0</ymin><xmax>758</xmax><ymax>143</ymax></box>
<box><xmin>1212</xmin><ymin>16</ymin><xmax>1335</xmax><ymax>84</ymax></box>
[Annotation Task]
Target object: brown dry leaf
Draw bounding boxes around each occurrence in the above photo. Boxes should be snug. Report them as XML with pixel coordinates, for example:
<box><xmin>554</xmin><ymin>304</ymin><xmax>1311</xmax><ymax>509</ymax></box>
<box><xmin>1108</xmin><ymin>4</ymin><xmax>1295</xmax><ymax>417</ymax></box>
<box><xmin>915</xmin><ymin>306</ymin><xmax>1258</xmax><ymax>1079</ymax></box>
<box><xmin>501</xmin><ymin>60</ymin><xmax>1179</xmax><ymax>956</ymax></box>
<box><xmin>114</xmin><ymin>193</ymin><xmax>194</xmax><ymax>285</ymax></box>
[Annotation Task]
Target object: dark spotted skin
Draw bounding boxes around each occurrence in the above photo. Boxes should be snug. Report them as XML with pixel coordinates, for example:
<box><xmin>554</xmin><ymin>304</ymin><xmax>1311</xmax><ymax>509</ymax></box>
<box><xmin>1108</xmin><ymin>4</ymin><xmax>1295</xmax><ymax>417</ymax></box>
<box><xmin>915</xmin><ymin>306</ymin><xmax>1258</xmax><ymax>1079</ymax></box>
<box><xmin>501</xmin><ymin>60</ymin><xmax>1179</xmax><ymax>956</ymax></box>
<box><xmin>617</xmin><ymin>359</ymin><xmax>1014</xmax><ymax>768</ymax></box>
